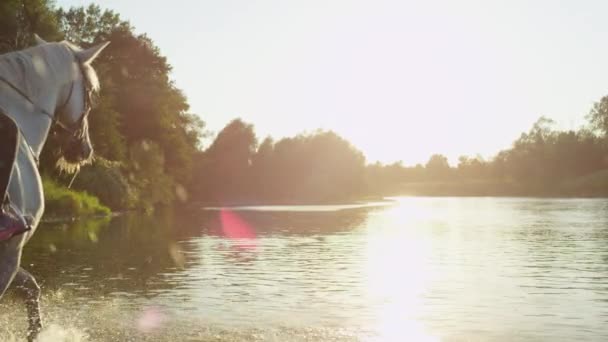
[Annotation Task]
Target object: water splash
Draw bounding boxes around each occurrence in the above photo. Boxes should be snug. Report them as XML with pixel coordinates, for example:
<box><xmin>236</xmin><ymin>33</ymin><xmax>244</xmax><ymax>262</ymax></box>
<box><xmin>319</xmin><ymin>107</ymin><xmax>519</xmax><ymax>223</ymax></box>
<box><xmin>35</xmin><ymin>324</ymin><xmax>88</xmax><ymax>342</ymax></box>
<box><xmin>1</xmin><ymin>324</ymin><xmax>87</xmax><ymax>342</ymax></box>
<box><xmin>136</xmin><ymin>306</ymin><xmax>166</xmax><ymax>333</ymax></box>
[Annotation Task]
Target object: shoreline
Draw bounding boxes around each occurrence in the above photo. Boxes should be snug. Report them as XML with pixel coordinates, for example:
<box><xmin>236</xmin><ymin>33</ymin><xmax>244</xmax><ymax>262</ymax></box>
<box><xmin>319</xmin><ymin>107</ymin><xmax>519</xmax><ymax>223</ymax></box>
<box><xmin>42</xmin><ymin>193</ymin><xmax>608</xmax><ymax>222</ymax></box>
<box><xmin>189</xmin><ymin>193</ymin><xmax>608</xmax><ymax>209</ymax></box>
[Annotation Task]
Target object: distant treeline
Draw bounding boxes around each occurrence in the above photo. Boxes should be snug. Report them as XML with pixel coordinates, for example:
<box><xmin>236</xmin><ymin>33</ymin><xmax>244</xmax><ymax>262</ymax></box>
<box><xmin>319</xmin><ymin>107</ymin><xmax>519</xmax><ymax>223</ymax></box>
<box><xmin>193</xmin><ymin>111</ymin><xmax>608</xmax><ymax>203</ymax></box>
<box><xmin>3</xmin><ymin>1</ymin><xmax>608</xmax><ymax>215</ymax></box>
<box><xmin>367</xmin><ymin>114</ymin><xmax>608</xmax><ymax>197</ymax></box>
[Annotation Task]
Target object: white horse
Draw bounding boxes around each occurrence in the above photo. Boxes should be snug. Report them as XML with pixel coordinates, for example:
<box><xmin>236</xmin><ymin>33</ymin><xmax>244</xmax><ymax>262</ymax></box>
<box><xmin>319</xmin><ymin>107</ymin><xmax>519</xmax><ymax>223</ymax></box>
<box><xmin>0</xmin><ymin>35</ymin><xmax>108</xmax><ymax>341</ymax></box>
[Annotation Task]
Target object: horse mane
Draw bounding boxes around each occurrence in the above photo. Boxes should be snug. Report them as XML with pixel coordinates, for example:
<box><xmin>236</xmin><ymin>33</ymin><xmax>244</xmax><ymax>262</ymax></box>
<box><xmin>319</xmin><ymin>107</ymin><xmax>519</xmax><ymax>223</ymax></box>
<box><xmin>0</xmin><ymin>42</ymin><xmax>100</xmax><ymax>103</ymax></box>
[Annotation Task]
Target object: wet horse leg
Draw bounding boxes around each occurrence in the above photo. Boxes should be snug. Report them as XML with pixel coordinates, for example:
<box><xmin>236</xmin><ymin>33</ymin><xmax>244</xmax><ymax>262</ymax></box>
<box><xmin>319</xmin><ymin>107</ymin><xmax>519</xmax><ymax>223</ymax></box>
<box><xmin>13</xmin><ymin>267</ymin><xmax>42</xmax><ymax>342</ymax></box>
<box><xmin>0</xmin><ymin>247</ymin><xmax>19</xmax><ymax>298</ymax></box>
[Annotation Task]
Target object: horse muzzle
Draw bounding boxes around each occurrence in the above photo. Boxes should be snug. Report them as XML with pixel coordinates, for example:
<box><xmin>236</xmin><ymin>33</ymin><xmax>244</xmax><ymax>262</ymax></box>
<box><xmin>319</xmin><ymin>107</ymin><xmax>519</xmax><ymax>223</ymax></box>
<box><xmin>62</xmin><ymin>138</ymin><xmax>93</xmax><ymax>163</ymax></box>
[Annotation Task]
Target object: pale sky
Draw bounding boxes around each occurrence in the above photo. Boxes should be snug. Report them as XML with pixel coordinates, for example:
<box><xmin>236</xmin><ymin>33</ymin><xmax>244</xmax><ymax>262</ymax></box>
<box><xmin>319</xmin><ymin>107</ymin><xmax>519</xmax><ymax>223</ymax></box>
<box><xmin>57</xmin><ymin>0</ymin><xmax>608</xmax><ymax>165</ymax></box>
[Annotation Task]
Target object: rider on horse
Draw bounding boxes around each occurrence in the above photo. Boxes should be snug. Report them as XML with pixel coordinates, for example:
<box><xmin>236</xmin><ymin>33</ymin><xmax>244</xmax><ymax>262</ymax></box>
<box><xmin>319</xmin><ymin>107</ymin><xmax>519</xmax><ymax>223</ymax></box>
<box><xmin>0</xmin><ymin>113</ymin><xmax>30</xmax><ymax>241</ymax></box>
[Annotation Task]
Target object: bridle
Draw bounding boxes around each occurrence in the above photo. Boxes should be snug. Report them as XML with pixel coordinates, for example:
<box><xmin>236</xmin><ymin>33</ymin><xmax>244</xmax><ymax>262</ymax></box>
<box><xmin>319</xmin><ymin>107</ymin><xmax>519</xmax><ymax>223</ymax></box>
<box><xmin>0</xmin><ymin>61</ymin><xmax>91</xmax><ymax>139</ymax></box>
<box><xmin>46</xmin><ymin>61</ymin><xmax>93</xmax><ymax>141</ymax></box>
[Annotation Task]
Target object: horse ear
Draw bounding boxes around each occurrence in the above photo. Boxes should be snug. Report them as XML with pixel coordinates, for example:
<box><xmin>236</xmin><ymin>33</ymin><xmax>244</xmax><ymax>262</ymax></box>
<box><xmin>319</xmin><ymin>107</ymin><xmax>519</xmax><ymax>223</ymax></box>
<box><xmin>75</xmin><ymin>41</ymin><xmax>110</xmax><ymax>64</ymax></box>
<box><xmin>34</xmin><ymin>34</ymin><xmax>47</xmax><ymax>45</ymax></box>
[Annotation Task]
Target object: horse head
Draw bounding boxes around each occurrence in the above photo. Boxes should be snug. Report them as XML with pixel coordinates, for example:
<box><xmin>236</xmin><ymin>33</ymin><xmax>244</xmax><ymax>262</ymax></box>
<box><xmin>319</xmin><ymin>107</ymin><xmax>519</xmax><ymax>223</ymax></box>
<box><xmin>34</xmin><ymin>35</ymin><xmax>109</xmax><ymax>170</ymax></box>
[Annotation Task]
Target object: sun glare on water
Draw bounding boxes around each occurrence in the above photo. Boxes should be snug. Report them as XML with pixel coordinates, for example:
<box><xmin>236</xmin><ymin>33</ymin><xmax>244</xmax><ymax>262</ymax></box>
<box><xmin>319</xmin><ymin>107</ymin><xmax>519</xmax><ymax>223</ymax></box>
<box><xmin>363</xmin><ymin>201</ymin><xmax>439</xmax><ymax>341</ymax></box>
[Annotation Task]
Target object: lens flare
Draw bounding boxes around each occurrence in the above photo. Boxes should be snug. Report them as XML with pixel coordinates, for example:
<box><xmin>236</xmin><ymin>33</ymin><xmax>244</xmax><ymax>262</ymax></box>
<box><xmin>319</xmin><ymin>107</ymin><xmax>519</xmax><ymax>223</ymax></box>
<box><xmin>136</xmin><ymin>306</ymin><xmax>166</xmax><ymax>333</ymax></box>
<box><xmin>220</xmin><ymin>209</ymin><xmax>257</xmax><ymax>249</ymax></box>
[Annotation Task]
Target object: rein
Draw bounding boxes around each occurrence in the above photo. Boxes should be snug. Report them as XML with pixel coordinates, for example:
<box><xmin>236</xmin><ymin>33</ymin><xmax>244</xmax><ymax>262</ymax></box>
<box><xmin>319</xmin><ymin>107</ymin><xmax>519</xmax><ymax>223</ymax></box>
<box><xmin>0</xmin><ymin>74</ymin><xmax>78</xmax><ymax>134</ymax></box>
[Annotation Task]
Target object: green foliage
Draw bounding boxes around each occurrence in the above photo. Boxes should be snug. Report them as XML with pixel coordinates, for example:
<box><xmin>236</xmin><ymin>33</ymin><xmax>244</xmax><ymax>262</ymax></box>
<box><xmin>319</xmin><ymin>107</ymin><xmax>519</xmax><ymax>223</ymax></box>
<box><xmin>0</xmin><ymin>0</ymin><xmax>61</xmax><ymax>53</ymax></box>
<box><xmin>425</xmin><ymin>154</ymin><xmax>450</xmax><ymax>180</ymax></box>
<box><xmin>194</xmin><ymin>119</ymin><xmax>257</xmax><ymax>202</ymax></box>
<box><xmin>70</xmin><ymin>158</ymin><xmax>137</xmax><ymax>210</ymax></box>
<box><xmin>89</xmin><ymin>25</ymin><xmax>204</xmax><ymax>187</ymax></box>
<box><xmin>32</xmin><ymin>4</ymin><xmax>205</xmax><ymax>209</ymax></box>
<box><xmin>43</xmin><ymin>177</ymin><xmax>111</xmax><ymax>217</ymax></box>
<box><xmin>128</xmin><ymin>140</ymin><xmax>175</xmax><ymax>210</ymax></box>
<box><xmin>192</xmin><ymin>124</ymin><xmax>367</xmax><ymax>203</ymax></box>
<box><xmin>560</xmin><ymin>170</ymin><xmax>608</xmax><ymax>197</ymax></box>
<box><xmin>56</xmin><ymin>4</ymin><xmax>131</xmax><ymax>45</ymax></box>
<box><xmin>587</xmin><ymin>95</ymin><xmax>608</xmax><ymax>137</ymax></box>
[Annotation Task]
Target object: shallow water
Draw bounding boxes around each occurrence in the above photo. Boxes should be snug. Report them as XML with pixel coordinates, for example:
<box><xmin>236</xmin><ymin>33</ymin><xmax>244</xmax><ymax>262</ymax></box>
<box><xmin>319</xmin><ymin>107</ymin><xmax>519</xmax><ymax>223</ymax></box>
<box><xmin>2</xmin><ymin>197</ymin><xmax>608</xmax><ymax>341</ymax></box>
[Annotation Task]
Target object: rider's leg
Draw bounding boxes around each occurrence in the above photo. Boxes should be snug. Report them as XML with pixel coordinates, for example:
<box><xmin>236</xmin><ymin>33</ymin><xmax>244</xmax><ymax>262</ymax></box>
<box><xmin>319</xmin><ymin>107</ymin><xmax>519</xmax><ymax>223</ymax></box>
<box><xmin>0</xmin><ymin>113</ymin><xmax>18</xmax><ymax>204</ymax></box>
<box><xmin>0</xmin><ymin>114</ymin><xmax>29</xmax><ymax>240</ymax></box>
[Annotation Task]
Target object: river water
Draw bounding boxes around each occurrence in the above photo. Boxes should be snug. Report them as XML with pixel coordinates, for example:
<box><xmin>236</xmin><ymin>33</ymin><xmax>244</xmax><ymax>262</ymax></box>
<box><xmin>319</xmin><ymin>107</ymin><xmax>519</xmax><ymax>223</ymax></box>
<box><xmin>1</xmin><ymin>197</ymin><xmax>608</xmax><ymax>341</ymax></box>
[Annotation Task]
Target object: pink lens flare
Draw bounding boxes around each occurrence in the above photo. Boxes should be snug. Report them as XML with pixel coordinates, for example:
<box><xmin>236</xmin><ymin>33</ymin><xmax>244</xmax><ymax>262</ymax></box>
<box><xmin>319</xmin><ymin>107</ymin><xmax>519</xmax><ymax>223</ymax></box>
<box><xmin>220</xmin><ymin>209</ymin><xmax>257</xmax><ymax>248</ymax></box>
<box><xmin>136</xmin><ymin>306</ymin><xmax>166</xmax><ymax>333</ymax></box>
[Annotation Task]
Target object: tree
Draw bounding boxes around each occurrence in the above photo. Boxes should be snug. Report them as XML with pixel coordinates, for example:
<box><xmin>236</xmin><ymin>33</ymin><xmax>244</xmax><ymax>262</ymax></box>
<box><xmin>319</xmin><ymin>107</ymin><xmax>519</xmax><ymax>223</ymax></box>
<box><xmin>425</xmin><ymin>154</ymin><xmax>451</xmax><ymax>180</ymax></box>
<box><xmin>0</xmin><ymin>0</ymin><xmax>61</xmax><ymax>53</ymax></box>
<box><xmin>0</xmin><ymin>3</ymin><xmax>207</xmax><ymax>208</ymax></box>
<box><xmin>56</xmin><ymin>4</ymin><xmax>130</xmax><ymax>45</ymax></box>
<box><xmin>51</xmin><ymin>5</ymin><xmax>205</xmax><ymax>207</ymax></box>
<box><xmin>250</xmin><ymin>136</ymin><xmax>275</xmax><ymax>198</ymax></box>
<box><xmin>457</xmin><ymin>155</ymin><xmax>488</xmax><ymax>180</ymax></box>
<box><xmin>255</xmin><ymin>130</ymin><xmax>366</xmax><ymax>201</ymax></box>
<box><xmin>128</xmin><ymin>140</ymin><xmax>174</xmax><ymax>209</ymax></box>
<box><xmin>588</xmin><ymin>95</ymin><xmax>608</xmax><ymax>137</ymax></box>
<box><xmin>193</xmin><ymin>119</ymin><xmax>257</xmax><ymax>202</ymax></box>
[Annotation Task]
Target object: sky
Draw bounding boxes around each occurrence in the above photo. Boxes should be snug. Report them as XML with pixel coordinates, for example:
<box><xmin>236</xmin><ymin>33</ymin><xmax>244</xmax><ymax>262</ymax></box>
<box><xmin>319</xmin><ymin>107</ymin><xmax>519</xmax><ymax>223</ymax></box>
<box><xmin>57</xmin><ymin>0</ymin><xmax>608</xmax><ymax>165</ymax></box>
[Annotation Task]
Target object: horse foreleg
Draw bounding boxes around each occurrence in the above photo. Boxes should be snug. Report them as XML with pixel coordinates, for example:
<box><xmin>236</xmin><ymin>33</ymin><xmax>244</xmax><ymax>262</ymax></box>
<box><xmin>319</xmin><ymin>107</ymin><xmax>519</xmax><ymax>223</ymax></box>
<box><xmin>0</xmin><ymin>248</ymin><xmax>19</xmax><ymax>298</ymax></box>
<box><xmin>13</xmin><ymin>268</ymin><xmax>42</xmax><ymax>342</ymax></box>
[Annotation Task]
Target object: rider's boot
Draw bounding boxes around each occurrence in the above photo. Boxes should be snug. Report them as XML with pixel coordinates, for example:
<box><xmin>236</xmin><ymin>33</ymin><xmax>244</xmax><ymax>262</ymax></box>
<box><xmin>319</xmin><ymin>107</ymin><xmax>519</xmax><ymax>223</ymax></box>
<box><xmin>0</xmin><ymin>200</ymin><xmax>30</xmax><ymax>241</ymax></box>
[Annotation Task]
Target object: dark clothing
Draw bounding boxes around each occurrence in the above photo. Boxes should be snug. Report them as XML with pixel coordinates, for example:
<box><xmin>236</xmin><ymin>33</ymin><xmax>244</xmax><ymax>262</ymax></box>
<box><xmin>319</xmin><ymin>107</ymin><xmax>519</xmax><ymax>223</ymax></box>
<box><xmin>0</xmin><ymin>112</ymin><xmax>18</xmax><ymax>203</ymax></box>
<box><xmin>0</xmin><ymin>112</ymin><xmax>28</xmax><ymax>241</ymax></box>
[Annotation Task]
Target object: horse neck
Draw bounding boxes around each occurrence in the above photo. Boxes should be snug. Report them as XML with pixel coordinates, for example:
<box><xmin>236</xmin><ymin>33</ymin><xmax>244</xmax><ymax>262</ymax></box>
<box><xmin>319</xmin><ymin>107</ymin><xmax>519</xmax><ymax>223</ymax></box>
<box><xmin>0</xmin><ymin>47</ymin><xmax>69</xmax><ymax>156</ymax></box>
<box><xmin>19</xmin><ymin>105</ymin><xmax>55</xmax><ymax>157</ymax></box>
<box><xmin>7</xmin><ymin>81</ymin><xmax>62</xmax><ymax>158</ymax></box>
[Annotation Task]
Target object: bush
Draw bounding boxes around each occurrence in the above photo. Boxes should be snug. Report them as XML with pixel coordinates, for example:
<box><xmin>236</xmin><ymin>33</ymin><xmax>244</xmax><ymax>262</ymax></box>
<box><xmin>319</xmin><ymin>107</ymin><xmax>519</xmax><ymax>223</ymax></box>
<box><xmin>128</xmin><ymin>140</ymin><xmax>175</xmax><ymax>211</ymax></box>
<box><xmin>43</xmin><ymin>177</ymin><xmax>111</xmax><ymax>218</ymax></box>
<box><xmin>71</xmin><ymin>158</ymin><xmax>138</xmax><ymax>210</ymax></box>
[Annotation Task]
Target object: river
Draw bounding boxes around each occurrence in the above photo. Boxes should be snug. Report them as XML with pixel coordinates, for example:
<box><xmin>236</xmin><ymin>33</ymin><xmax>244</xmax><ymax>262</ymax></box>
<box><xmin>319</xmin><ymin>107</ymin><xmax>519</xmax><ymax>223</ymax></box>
<box><xmin>1</xmin><ymin>197</ymin><xmax>607</xmax><ymax>341</ymax></box>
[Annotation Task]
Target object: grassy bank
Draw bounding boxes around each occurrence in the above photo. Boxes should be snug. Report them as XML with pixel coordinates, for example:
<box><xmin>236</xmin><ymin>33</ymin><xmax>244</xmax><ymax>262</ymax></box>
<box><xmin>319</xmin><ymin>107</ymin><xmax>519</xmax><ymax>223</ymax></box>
<box><xmin>43</xmin><ymin>177</ymin><xmax>111</xmax><ymax>218</ymax></box>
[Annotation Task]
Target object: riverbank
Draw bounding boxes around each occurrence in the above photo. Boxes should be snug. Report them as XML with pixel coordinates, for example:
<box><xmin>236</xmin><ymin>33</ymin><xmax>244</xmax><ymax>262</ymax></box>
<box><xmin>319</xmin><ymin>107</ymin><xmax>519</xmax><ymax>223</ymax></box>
<box><xmin>40</xmin><ymin>169</ymin><xmax>608</xmax><ymax>220</ymax></box>
<box><xmin>188</xmin><ymin>195</ymin><xmax>391</xmax><ymax>209</ymax></box>
<box><xmin>187</xmin><ymin>177</ymin><xmax>608</xmax><ymax>209</ymax></box>
<box><xmin>390</xmin><ymin>173</ymin><xmax>608</xmax><ymax>198</ymax></box>
<box><xmin>43</xmin><ymin>178</ymin><xmax>111</xmax><ymax>219</ymax></box>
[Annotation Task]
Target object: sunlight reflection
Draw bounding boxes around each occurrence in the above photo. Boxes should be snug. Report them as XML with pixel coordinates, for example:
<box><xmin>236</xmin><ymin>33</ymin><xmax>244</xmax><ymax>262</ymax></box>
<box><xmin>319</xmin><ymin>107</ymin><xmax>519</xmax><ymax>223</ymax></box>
<box><xmin>364</xmin><ymin>203</ymin><xmax>438</xmax><ymax>341</ymax></box>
